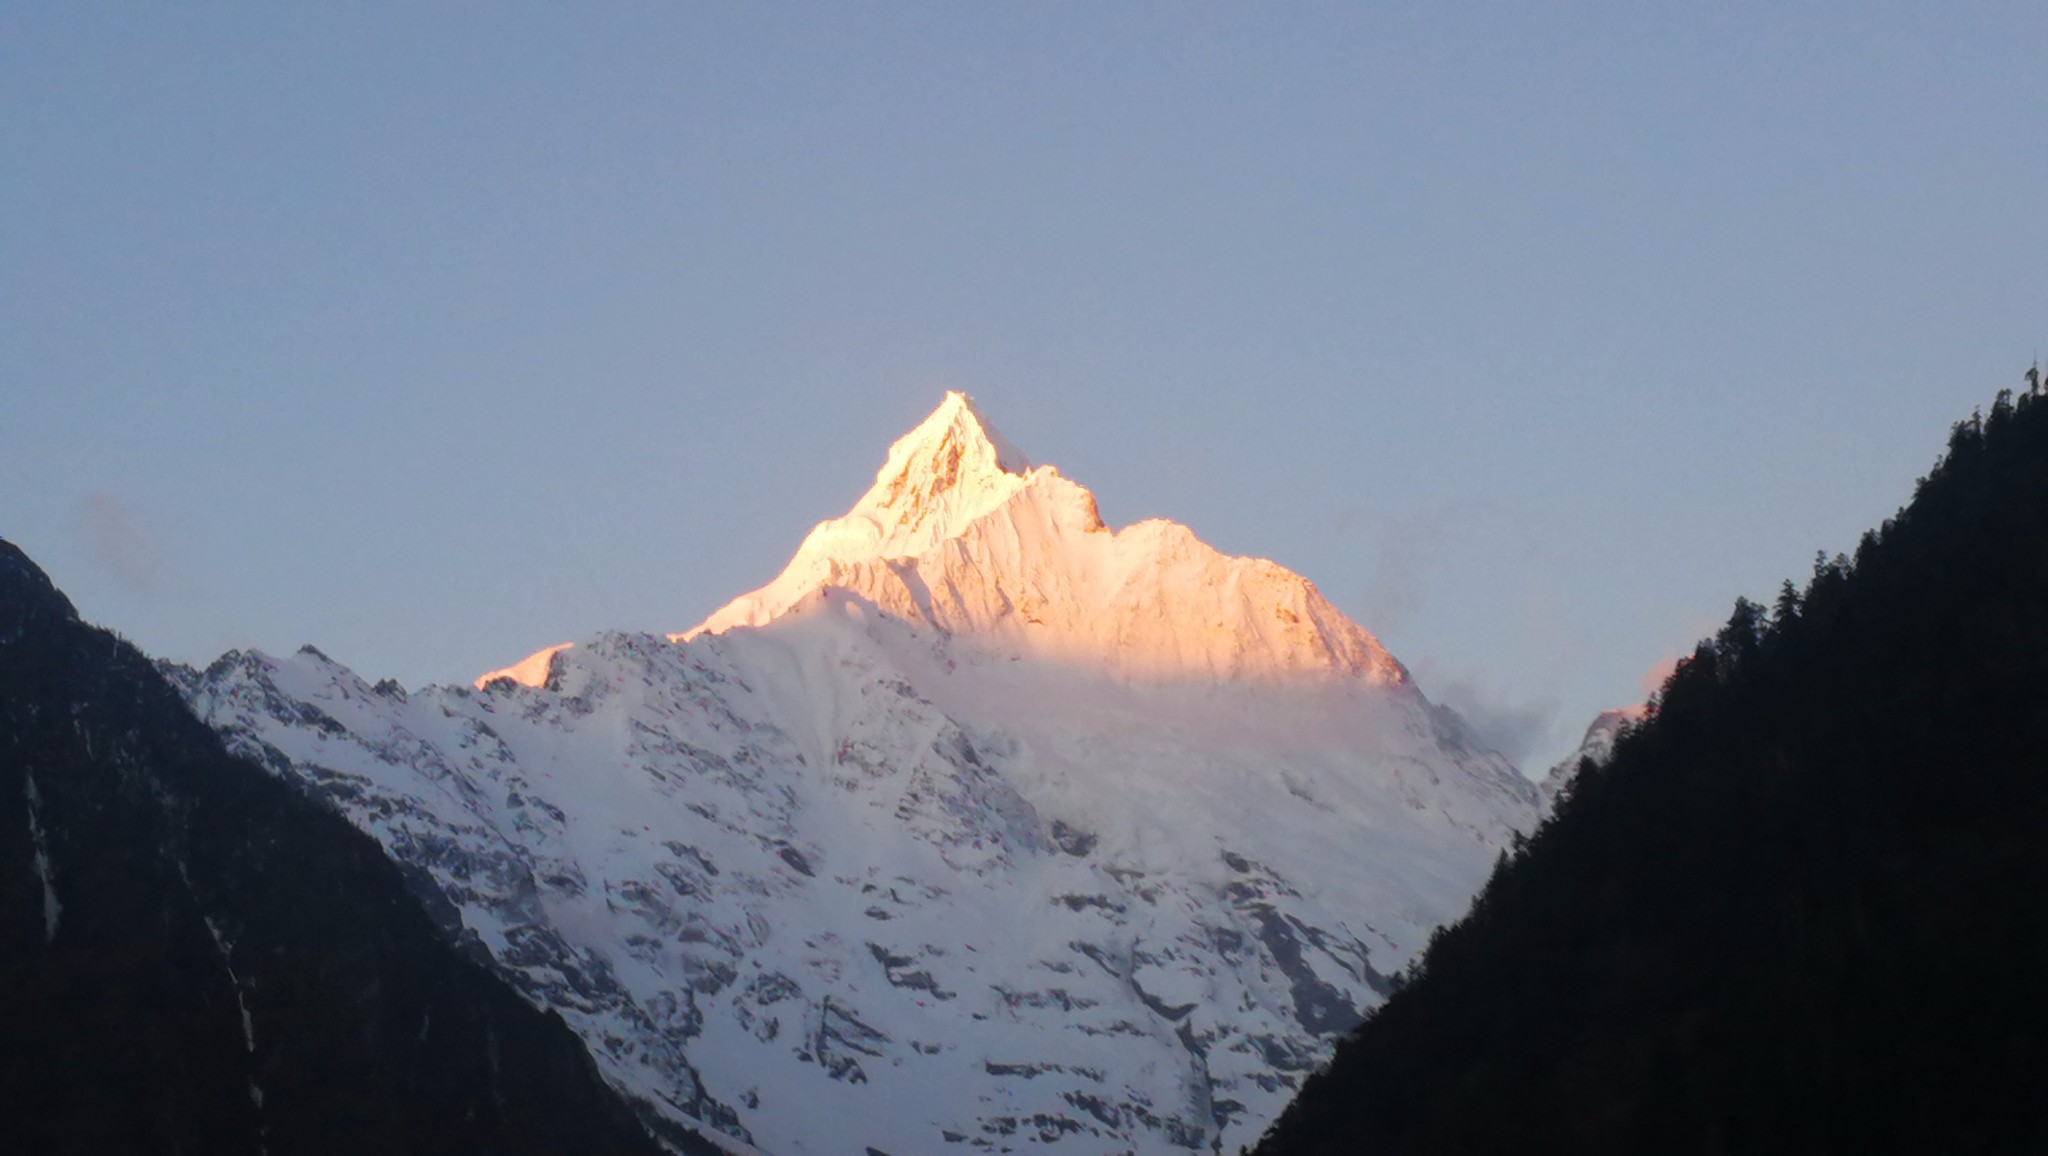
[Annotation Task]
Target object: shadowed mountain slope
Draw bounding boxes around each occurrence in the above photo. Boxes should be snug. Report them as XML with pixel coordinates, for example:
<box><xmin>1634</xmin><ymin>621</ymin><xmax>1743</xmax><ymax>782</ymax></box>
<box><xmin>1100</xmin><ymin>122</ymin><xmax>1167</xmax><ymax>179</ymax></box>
<box><xmin>1256</xmin><ymin>381</ymin><xmax>2048</xmax><ymax>1155</ymax></box>
<box><xmin>0</xmin><ymin>541</ymin><xmax>680</xmax><ymax>1156</ymax></box>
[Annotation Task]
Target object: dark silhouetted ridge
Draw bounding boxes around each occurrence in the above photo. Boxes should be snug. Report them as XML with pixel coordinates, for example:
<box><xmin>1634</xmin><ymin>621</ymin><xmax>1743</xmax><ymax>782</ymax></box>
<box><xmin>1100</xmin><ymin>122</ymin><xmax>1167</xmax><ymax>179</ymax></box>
<box><xmin>1255</xmin><ymin>380</ymin><xmax>2048</xmax><ymax>1155</ymax></box>
<box><xmin>0</xmin><ymin>539</ymin><xmax>677</xmax><ymax>1155</ymax></box>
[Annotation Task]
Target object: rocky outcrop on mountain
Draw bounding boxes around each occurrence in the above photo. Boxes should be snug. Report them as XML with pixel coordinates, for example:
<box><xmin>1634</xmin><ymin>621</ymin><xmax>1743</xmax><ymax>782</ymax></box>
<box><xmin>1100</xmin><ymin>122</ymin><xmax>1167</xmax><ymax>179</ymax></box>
<box><xmin>175</xmin><ymin>394</ymin><xmax>1537</xmax><ymax>1154</ymax></box>
<box><xmin>0</xmin><ymin>541</ymin><xmax>672</xmax><ymax>1156</ymax></box>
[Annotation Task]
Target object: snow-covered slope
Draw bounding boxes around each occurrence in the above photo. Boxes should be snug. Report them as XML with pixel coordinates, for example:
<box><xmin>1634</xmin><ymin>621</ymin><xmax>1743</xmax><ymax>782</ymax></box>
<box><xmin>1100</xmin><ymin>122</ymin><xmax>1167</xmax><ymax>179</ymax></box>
<box><xmin>173</xmin><ymin>393</ymin><xmax>1537</xmax><ymax>1155</ymax></box>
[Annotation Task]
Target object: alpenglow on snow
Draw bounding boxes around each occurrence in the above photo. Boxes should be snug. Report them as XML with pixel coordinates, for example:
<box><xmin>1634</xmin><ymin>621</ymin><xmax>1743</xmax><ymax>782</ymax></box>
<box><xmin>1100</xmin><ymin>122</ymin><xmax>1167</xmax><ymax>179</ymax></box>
<box><xmin>171</xmin><ymin>392</ymin><xmax>1538</xmax><ymax>1155</ymax></box>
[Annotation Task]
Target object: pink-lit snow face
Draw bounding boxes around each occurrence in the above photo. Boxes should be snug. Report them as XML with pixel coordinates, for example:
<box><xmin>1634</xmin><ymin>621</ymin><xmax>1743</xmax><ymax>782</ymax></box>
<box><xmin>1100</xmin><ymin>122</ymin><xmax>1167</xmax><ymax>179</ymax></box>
<box><xmin>473</xmin><ymin>641</ymin><xmax>573</xmax><ymax>690</ymax></box>
<box><xmin>665</xmin><ymin>392</ymin><xmax>1411</xmax><ymax>686</ymax></box>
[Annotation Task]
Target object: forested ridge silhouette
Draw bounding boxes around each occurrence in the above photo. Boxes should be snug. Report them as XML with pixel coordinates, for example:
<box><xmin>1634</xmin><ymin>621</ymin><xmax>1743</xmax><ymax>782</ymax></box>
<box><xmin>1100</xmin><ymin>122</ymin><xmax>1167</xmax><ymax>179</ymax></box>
<box><xmin>1255</xmin><ymin>374</ymin><xmax>2048</xmax><ymax>1155</ymax></box>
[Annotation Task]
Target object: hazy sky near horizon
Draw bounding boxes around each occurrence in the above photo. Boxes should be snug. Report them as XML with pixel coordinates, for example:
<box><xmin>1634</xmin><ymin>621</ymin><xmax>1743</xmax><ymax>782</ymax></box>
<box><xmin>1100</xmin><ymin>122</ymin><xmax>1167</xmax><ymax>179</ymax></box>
<box><xmin>6</xmin><ymin>5</ymin><xmax>2046</xmax><ymax>771</ymax></box>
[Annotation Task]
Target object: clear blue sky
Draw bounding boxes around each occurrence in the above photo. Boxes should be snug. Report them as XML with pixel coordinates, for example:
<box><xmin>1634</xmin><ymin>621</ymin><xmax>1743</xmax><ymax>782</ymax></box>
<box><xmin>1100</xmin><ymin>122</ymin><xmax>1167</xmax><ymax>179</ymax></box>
<box><xmin>6</xmin><ymin>4</ymin><xmax>2045</xmax><ymax>770</ymax></box>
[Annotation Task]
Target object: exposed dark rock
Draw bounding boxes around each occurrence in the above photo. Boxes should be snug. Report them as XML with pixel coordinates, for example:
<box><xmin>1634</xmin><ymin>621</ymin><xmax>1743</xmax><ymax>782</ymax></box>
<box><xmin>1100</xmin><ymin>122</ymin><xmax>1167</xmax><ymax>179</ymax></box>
<box><xmin>868</xmin><ymin>941</ymin><xmax>954</xmax><ymax>999</ymax></box>
<box><xmin>1049</xmin><ymin>819</ymin><xmax>1097</xmax><ymax>856</ymax></box>
<box><xmin>776</xmin><ymin>845</ymin><xmax>815</xmax><ymax>876</ymax></box>
<box><xmin>1248</xmin><ymin>906</ymin><xmax>1362</xmax><ymax>1037</ymax></box>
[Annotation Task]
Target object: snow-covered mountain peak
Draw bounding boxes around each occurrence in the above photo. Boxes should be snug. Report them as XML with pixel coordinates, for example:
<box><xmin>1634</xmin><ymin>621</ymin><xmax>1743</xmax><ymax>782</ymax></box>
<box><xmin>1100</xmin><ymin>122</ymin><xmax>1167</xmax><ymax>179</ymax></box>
<box><xmin>678</xmin><ymin>392</ymin><xmax>1053</xmax><ymax>641</ymax></box>
<box><xmin>674</xmin><ymin>394</ymin><xmax>1408</xmax><ymax>686</ymax></box>
<box><xmin>174</xmin><ymin>392</ymin><xmax>1543</xmax><ymax>1155</ymax></box>
<box><xmin>839</xmin><ymin>388</ymin><xmax>1045</xmax><ymax>557</ymax></box>
<box><xmin>847</xmin><ymin>390</ymin><xmax>1039</xmax><ymax>548</ymax></box>
<box><xmin>889</xmin><ymin>389</ymin><xmax>1034</xmax><ymax>485</ymax></box>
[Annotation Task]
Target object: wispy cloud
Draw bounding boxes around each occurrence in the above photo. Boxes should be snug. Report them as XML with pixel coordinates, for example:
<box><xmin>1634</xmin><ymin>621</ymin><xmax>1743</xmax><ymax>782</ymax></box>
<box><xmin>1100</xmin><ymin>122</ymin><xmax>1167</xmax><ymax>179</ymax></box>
<box><xmin>1433</xmin><ymin>674</ymin><xmax>1559</xmax><ymax>768</ymax></box>
<box><xmin>1351</xmin><ymin>506</ymin><xmax>1454</xmax><ymax>634</ymax></box>
<box><xmin>1638</xmin><ymin>652</ymin><xmax>1680</xmax><ymax>700</ymax></box>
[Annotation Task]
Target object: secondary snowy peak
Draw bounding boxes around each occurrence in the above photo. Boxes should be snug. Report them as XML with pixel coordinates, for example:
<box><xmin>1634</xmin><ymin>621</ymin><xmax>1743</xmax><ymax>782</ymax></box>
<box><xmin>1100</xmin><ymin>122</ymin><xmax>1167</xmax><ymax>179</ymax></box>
<box><xmin>1539</xmin><ymin>704</ymin><xmax>1648</xmax><ymax>812</ymax></box>
<box><xmin>679</xmin><ymin>393</ymin><xmax>1408</xmax><ymax>685</ymax></box>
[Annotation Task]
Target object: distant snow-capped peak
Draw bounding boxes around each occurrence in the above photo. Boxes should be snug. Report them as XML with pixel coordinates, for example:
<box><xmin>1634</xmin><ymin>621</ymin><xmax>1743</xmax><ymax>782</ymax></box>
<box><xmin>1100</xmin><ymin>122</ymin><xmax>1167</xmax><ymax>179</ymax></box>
<box><xmin>1539</xmin><ymin>704</ymin><xmax>1649</xmax><ymax>811</ymax></box>
<box><xmin>670</xmin><ymin>393</ymin><xmax>1408</xmax><ymax>686</ymax></box>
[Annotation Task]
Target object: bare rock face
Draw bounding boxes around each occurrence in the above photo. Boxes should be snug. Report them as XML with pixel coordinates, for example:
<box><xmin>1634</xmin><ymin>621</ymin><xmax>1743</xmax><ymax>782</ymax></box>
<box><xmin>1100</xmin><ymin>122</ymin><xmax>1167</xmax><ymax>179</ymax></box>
<box><xmin>175</xmin><ymin>395</ymin><xmax>1537</xmax><ymax>1155</ymax></box>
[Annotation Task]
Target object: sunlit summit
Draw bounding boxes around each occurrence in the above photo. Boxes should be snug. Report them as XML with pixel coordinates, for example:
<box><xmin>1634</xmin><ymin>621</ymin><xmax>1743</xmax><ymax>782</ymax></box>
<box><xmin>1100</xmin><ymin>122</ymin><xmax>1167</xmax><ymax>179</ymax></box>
<box><xmin>489</xmin><ymin>392</ymin><xmax>1412</xmax><ymax>689</ymax></box>
<box><xmin>687</xmin><ymin>390</ymin><xmax>1409</xmax><ymax>683</ymax></box>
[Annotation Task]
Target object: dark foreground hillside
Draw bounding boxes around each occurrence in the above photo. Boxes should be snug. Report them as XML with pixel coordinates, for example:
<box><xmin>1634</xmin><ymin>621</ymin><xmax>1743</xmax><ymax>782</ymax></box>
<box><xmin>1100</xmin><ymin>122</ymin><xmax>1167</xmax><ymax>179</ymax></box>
<box><xmin>1257</xmin><ymin>381</ymin><xmax>2048</xmax><ymax>1155</ymax></box>
<box><xmin>0</xmin><ymin>541</ymin><xmax>670</xmax><ymax>1156</ymax></box>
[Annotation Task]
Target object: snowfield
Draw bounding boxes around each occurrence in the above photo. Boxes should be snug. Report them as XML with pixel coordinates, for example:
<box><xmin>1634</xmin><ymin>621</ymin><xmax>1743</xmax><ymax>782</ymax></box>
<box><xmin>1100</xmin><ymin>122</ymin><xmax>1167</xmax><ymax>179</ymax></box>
<box><xmin>172</xmin><ymin>393</ymin><xmax>1536</xmax><ymax>1155</ymax></box>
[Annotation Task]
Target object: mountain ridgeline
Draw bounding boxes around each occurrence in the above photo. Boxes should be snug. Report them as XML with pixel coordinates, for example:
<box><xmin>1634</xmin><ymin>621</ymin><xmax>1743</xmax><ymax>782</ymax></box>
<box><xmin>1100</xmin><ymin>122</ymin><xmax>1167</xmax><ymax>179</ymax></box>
<box><xmin>1255</xmin><ymin>381</ymin><xmax>2048</xmax><ymax>1153</ymax></box>
<box><xmin>0</xmin><ymin>542</ymin><xmax>675</xmax><ymax>1156</ymax></box>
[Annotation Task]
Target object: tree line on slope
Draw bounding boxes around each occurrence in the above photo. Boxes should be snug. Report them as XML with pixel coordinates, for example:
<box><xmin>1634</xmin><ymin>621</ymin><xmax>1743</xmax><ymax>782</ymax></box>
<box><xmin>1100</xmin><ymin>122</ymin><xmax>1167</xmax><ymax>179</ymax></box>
<box><xmin>1254</xmin><ymin>371</ymin><xmax>2048</xmax><ymax>1154</ymax></box>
